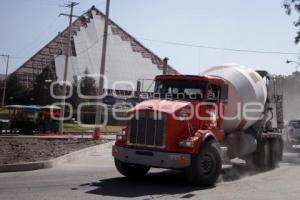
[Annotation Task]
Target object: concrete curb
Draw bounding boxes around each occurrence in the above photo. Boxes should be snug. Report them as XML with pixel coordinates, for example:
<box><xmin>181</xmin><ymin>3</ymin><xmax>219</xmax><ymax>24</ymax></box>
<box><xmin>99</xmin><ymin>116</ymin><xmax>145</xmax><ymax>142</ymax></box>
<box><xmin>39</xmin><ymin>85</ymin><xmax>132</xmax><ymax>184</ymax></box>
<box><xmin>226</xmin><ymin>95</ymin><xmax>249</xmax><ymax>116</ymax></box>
<box><xmin>0</xmin><ymin>141</ymin><xmax>114</xmax><ymax>173</ymax></box>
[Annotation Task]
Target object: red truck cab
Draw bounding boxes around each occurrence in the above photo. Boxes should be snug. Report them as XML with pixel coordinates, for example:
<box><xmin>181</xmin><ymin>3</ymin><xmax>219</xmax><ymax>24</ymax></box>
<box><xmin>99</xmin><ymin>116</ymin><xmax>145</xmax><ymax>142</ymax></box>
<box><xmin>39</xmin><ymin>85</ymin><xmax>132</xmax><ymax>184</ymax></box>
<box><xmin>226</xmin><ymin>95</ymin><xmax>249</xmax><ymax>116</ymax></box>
<box><xmin>113</xmin><ymin>75</ymin><xmax>228</xmax><ymax>185</ymax></box>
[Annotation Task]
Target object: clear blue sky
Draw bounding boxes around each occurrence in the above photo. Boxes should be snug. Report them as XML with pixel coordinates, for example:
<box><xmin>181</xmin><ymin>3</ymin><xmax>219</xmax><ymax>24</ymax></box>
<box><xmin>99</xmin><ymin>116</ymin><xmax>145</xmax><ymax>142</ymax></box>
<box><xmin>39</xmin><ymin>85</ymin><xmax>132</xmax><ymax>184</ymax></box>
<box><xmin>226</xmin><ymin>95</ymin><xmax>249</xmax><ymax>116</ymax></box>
<box><xmin>0</xmin><ymin>0</ymin><xmax>299</xmax><ymax>75</ymax></box>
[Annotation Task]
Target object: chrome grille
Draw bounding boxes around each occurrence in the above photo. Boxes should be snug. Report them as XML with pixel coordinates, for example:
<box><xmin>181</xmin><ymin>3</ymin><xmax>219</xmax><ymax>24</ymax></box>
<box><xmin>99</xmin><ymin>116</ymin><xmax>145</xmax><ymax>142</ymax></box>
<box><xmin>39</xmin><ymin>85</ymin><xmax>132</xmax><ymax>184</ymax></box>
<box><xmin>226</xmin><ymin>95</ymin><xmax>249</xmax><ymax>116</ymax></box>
<box><xmin>128</xmin><ymin>111</ymin><xmax>166</xmax><ymax>147</ymax></box>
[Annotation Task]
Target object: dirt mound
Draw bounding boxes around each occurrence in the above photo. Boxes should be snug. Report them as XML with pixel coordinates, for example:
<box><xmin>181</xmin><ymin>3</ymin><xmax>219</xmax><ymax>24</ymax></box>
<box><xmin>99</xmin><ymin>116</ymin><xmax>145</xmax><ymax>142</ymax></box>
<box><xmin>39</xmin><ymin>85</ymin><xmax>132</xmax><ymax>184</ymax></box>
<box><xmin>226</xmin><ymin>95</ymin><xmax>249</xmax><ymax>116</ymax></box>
<box><xmin>0</xmin><ymin>138</ymin><xmax>109</xmax><ymax>165</ymax></box>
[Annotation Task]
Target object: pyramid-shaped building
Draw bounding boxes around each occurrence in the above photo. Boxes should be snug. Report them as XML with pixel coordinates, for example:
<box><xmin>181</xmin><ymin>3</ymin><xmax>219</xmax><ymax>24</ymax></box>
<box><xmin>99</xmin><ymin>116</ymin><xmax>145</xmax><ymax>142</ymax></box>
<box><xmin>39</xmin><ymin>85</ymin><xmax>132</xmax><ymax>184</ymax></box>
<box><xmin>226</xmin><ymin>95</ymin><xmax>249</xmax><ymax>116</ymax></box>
<box><xmin>13</xmin><ymin>6</ymin><xmax>178</xmax><ymax>93</ymax></box>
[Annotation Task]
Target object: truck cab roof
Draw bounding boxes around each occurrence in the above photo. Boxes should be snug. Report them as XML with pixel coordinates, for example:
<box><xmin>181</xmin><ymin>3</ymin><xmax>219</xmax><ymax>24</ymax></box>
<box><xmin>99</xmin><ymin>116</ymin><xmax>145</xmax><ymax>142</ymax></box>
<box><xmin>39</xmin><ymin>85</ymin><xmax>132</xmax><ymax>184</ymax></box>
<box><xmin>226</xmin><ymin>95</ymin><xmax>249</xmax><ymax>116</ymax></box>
<box><xmin>155</xmin><ymin>74</ymin><xmax>225</xmax><ymax>85</ymax></box>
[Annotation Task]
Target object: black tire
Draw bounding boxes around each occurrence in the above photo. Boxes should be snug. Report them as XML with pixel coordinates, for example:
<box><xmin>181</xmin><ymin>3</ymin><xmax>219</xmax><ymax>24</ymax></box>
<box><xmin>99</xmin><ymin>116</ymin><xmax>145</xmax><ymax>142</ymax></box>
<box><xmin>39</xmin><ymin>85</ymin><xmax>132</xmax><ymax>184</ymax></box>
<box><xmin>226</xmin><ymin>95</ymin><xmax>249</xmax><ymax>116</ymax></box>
<box><xmin>253</xmin><ymin>139</ymin><xmax>270</xmax><ymax>171</ymax></box>
<box><xmin>269</xmin><ymin>139</ymin><xmax>282</xmax><ymax>169</ymax></box>
<box><xmin>184</xmin><ymin>140</ymin><xmax>222</xmax><ymax>186</ymax></box>
<box><xmin>114</xmin><ymin>159</ymin><xmax>150</xmax><ymax>179</ymax></box>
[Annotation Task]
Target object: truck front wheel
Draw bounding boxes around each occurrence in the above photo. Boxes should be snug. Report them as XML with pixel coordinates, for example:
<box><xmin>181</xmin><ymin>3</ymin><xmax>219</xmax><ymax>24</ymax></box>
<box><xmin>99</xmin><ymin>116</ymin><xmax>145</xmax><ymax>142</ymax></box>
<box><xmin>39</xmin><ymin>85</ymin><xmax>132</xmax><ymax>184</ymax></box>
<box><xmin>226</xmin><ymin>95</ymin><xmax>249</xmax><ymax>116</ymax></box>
<box><xmin>114</xmin><ymin>159</ymin><xmax>150</xmax><ymax>179</ymax></box>
<box><xmin>184</xmin><ymin>140</ymin><xmax>222</xmax><ymax>186</ymax></box>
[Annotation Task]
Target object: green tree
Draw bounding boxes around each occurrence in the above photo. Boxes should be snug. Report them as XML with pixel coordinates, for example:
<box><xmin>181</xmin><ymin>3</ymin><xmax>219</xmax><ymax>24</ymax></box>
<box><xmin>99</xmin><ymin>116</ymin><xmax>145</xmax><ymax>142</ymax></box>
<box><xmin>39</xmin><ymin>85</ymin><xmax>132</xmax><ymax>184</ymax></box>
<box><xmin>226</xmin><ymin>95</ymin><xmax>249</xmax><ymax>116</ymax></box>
<box><xmin>80</xmin><ymin>68</ymin><xmax>97</xmax><ymax>97</ymax></box>
<box><xmin>5</xmin><ymin>73</ymin><xmax>26</xmax><ymax>104</ymax></box>
<box><xmin>68</xmin><ymin>76</ymin><xmax>82</xmax><ymax>109</ymax></box>
<box><xmin>32</xmin><ymin>65</ymin><xmax>57</xmax><ymax>105</ymax></box>
<box><xmin>68</xmin><ymin>68</ymin><xmax>97</xmax><ymax>109</ymax></box>
<box><xmin>284</xmin><ymin>0</ymin><xmax>300</xmax><ymax>43</ymax></box>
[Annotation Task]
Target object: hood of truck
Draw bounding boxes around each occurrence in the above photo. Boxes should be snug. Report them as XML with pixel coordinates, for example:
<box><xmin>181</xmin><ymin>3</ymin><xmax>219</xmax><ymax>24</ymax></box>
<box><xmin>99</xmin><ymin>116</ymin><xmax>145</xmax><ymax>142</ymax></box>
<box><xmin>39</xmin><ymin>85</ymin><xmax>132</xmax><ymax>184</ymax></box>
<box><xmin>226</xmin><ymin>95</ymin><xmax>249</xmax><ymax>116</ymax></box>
<box><xmin>132</xmin><ymin>99</ymin><xmax>191</xmax><ymax>114</ymax></box>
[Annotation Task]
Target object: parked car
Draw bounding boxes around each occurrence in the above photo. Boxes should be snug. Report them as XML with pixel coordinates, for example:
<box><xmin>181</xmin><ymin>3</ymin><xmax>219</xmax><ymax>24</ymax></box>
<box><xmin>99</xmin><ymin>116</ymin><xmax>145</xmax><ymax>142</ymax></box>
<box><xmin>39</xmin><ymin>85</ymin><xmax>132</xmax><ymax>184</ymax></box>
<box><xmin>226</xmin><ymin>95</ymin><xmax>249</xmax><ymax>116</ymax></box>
<box><xmin>283</xmin><ymin>120</ymin><xmax>300</xmax><ymax>150</ymax></box>
<box><xmin>4</xmin><ymin>105</ymin><xmax>61</xmax><ymax>134</ymax></box>
<box><xmin>5</xmin><ymin>105</ymin><xmax>41</xmax><ymax>134</ymax></box>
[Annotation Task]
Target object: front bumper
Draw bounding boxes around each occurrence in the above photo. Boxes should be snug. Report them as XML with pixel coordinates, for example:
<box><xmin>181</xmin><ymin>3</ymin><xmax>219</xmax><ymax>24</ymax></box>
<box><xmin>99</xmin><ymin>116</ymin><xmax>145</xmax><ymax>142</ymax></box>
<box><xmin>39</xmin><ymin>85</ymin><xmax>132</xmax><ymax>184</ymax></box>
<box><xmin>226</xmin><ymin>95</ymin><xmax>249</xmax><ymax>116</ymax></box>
<box><xmin>112</xmin><ymin>145</ymin><xmax>191</xmax><ymax>169</ymax></box>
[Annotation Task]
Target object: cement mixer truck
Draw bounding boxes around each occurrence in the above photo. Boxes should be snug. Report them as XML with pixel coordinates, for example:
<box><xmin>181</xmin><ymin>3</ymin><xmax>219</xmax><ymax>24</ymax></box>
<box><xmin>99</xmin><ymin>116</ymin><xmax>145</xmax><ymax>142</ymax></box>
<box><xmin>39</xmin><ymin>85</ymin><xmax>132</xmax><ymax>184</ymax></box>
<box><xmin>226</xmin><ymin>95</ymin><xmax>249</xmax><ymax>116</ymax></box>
<box><xmin>112</xmin><ymin>64</ymin><xmax>283</xmax><ymax>186</ymax></box>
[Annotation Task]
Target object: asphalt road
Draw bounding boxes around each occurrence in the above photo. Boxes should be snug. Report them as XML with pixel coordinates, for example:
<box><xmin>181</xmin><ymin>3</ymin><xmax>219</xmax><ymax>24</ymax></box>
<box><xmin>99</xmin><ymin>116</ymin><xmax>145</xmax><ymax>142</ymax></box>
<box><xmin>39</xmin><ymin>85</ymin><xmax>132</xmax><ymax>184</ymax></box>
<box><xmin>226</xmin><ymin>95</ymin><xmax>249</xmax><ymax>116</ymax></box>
<box><xmin>0</xmin><ymin>142</ymin><xmax>300</xmax><ymax>200</ymax></box>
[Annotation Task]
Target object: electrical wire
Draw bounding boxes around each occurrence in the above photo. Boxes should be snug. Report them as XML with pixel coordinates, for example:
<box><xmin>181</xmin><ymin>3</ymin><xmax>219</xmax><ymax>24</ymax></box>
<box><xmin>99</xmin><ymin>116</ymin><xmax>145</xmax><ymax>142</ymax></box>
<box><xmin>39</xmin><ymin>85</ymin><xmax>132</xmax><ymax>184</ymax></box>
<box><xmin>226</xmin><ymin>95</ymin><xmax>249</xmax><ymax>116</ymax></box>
<box><xmin>137</xmin><ymin>37</ymin><xmax>299</xmax><ymax>55</ymax></box>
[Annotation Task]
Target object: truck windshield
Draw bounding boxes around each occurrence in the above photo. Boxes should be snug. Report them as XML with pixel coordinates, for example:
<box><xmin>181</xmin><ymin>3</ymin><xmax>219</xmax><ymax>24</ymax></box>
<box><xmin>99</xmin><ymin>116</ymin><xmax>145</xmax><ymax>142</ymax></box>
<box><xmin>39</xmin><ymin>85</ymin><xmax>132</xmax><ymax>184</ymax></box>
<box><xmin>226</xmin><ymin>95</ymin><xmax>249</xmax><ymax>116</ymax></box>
<box><xmin>154</xmin><ymin>79</ymin><xmax>206</xmax><ymax>100</ymax></box>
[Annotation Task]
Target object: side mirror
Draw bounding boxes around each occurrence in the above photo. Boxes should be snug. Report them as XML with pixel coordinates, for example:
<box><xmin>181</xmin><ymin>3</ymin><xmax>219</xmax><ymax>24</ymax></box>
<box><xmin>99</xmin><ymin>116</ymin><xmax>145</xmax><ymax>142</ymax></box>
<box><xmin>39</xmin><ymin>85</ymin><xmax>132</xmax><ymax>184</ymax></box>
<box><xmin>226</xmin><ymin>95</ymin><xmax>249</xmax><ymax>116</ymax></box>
<box><xmin>220</xmin><ymin>84</ymin><xmax>228</xmax><ymax>103</ymax></box>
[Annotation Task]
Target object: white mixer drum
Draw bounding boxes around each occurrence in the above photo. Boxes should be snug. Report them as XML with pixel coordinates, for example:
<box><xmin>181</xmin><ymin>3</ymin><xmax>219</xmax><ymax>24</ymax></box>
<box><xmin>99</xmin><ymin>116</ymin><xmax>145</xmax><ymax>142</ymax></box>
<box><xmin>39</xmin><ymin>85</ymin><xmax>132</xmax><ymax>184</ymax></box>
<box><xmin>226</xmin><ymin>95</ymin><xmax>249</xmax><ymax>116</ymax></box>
<box><xmin>202</xmin><ymin>64</ymin><xmax>267</xmax><ymax>133</ymax></box>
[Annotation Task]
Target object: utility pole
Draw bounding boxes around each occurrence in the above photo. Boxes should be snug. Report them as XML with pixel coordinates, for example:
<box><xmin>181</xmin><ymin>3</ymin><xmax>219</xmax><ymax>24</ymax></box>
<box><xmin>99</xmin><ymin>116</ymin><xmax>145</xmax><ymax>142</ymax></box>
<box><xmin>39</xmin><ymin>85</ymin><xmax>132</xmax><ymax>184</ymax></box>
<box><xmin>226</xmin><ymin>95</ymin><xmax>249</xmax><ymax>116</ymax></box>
<box><xmin>58</xmin><ymin>1</ymin><xmax>79</xmax><ymax>134</ymax></box>
<box><xmin>94</xmin><ymin>0</ymin><xmax>111</xmax><ymax>138</ymax></box>
<box><xmin>0</xmin><ymin>54</ymin><xmax>9</xmax><ymax>107</ymax></box>
<box><xmin>163</xmin><ymin>57</ymin><xmax>169</xmax><ymax>75</ymax></box>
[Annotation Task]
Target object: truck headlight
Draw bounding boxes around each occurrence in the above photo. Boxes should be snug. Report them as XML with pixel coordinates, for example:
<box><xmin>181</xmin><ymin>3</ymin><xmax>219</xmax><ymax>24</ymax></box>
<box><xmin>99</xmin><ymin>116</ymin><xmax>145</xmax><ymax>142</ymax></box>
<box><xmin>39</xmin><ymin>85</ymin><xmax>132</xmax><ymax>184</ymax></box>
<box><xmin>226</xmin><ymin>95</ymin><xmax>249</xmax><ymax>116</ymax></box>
<box><xmin>116</xmin><ymin>130</ymin><xmax>127</xmax><ymax>142</ymax></box>
<box><xmin>178</xmin><ymin>139</ymin><xmax>194</xmax><ymax>148</ymax></box>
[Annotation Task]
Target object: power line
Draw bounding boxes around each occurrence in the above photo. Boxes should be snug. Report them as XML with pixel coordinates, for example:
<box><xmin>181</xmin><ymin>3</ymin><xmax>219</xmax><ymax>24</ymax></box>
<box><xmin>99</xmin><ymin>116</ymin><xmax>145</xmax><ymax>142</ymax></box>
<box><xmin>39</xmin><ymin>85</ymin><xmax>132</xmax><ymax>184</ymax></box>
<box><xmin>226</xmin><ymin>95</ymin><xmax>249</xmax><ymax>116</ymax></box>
<box><xmin>137</xmin><ymin>37</ymin><xmax>299</xmax><ymax>55</ymax></box>
<box><xmin>10</xmin><ymin>33</ymin><xmax>299</xmax><ymax>65</ymax></box>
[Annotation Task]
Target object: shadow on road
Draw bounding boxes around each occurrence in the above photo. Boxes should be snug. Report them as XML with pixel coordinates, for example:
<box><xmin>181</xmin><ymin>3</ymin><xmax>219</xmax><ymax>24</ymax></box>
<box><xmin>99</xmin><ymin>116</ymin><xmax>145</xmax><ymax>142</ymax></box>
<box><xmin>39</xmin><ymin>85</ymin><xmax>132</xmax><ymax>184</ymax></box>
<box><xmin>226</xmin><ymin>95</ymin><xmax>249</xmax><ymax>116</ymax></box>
<box><xmin>76</xmin><ymin>164</ymin><xmax>258</xmax><ymax>198</ymax></box>
<box><xmin>80</xmin><ymin>170</ymin><xmax>213</xmax><ymax>198</ymax></box>
<box><xmin>71</xmin><ymin>152</ymin><xmax>300</xmax><ymax>198</ymax></box>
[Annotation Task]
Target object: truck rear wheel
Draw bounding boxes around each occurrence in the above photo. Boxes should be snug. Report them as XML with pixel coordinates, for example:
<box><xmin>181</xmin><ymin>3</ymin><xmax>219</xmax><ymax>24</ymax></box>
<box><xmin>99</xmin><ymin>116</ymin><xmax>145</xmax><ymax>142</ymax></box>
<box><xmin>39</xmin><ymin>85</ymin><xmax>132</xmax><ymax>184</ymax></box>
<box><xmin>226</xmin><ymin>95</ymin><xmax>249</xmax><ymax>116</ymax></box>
<box><xmin>114</xmin><ymin>159</ymin><xmax>150</xmax><ymax>179</ymax></box>
<box><xmin>253</xmin><ymin>140</ymin><xmax>270</xmax><ymax>171</ymax></box>
<box><xmin>269</xmin><ymin>139</ymin><xmax>282</xmax><ymax>169</ymax></box>
<box><xmin>184</xmin><ymin>140</ymin><xmax>222</xmax><ymax>186</ymax></box>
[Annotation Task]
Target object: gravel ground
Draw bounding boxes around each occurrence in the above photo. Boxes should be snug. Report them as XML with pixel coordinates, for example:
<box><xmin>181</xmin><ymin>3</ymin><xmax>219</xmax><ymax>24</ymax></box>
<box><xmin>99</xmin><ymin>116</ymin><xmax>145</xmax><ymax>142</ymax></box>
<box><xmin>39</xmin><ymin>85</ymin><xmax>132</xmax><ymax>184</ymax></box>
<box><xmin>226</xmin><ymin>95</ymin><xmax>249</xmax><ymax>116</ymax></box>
<box><xmin>0</xmin><ymin>138</ymin><xmax>110</xmax><ymax>165</ymax></box>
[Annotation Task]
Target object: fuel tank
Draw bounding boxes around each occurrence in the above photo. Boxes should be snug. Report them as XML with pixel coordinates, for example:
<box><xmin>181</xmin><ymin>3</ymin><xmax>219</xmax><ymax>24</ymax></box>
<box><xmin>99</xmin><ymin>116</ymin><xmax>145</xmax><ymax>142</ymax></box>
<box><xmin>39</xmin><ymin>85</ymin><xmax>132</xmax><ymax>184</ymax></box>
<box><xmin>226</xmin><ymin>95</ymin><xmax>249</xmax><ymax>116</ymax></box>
<box><xmin>202</xmin><ymin>64</ymin><xmax>267</xmax><ymax>134</ymax></box>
